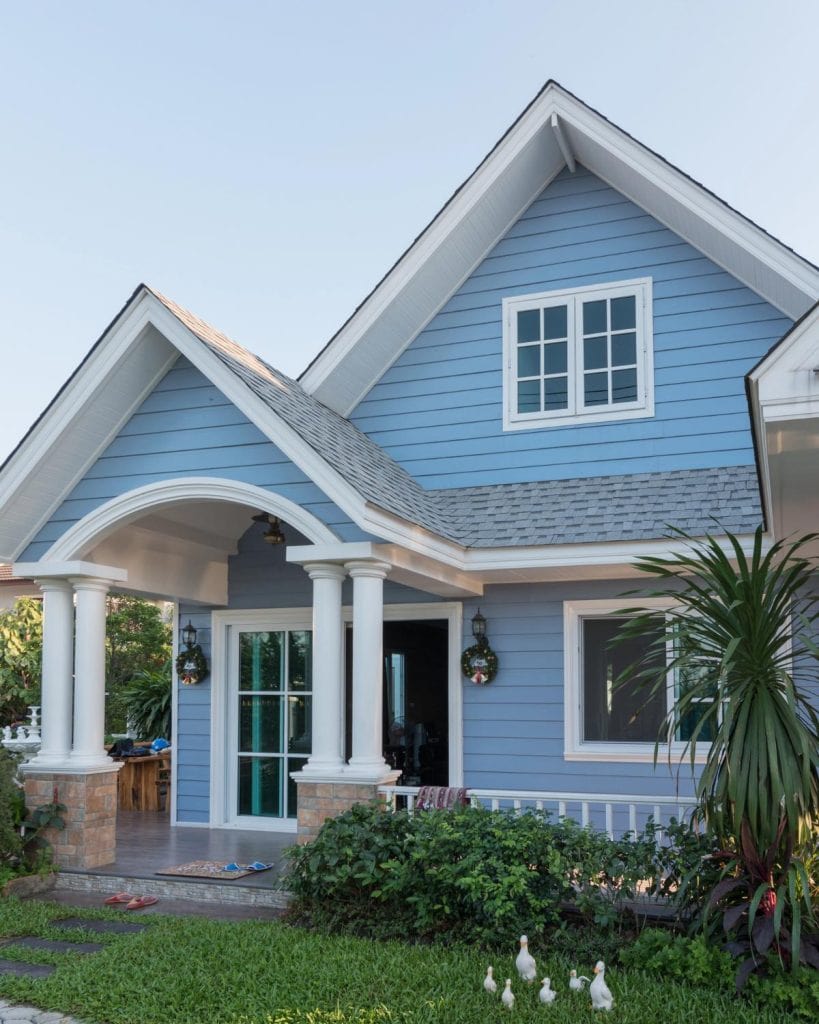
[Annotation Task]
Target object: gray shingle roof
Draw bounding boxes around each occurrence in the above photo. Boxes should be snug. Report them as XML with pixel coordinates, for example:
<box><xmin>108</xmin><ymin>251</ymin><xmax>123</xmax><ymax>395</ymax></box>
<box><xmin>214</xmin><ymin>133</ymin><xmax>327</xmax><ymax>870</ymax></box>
<box><xmin>151</xmin><ymin>290</ymin><xmax>763</xmax><ymax>550</ymax></box>
<box><xmin>431</xmin><ymin>466</ymin><xmax>763</xmax><ymax>548</ymax></box>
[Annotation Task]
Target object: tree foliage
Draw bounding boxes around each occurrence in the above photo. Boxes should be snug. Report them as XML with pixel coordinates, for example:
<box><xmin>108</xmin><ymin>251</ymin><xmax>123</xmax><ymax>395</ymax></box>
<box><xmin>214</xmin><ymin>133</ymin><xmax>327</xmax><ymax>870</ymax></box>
<box><xmin>0</xmin><ymin>598</ymin><xmax>43</xmax><ymax>722</ymax></box>
<box><xmin>105</xmin><ymin>596</ymin><xmax>172</xmax><ymax>732</ymax></box>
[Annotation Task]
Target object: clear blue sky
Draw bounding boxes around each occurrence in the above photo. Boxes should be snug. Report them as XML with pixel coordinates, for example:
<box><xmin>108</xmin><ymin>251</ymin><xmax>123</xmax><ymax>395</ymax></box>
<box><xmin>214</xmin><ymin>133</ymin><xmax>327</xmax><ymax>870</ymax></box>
<box><xmin>1</xmin><ymin>0</ymin><xmax>818</xmax><ymax>462</ymax></box>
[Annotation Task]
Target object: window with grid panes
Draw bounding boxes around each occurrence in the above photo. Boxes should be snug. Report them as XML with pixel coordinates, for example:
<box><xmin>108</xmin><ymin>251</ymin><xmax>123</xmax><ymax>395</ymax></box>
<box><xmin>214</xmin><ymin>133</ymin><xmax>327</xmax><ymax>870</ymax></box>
<box><xmin>503</xmin><ymin>279</ymin><xmax>653</xmax><ymax>430</ymax></box>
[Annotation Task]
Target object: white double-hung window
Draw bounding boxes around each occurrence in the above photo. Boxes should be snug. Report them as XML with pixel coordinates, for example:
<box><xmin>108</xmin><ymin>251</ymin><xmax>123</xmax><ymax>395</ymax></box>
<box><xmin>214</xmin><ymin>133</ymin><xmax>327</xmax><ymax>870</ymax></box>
<box><xmin>503</xmin><ymin>278</ymin><xmax>653</xmax><ymax>430</ymax></box>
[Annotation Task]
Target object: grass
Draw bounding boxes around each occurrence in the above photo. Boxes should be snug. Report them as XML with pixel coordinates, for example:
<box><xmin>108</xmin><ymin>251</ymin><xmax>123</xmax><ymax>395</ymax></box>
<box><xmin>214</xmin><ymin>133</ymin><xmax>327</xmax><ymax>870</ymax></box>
<box><xmin>0</xmin><ymin>898</ymin><xmax>803</xmax><ymax>1024</ymax></box>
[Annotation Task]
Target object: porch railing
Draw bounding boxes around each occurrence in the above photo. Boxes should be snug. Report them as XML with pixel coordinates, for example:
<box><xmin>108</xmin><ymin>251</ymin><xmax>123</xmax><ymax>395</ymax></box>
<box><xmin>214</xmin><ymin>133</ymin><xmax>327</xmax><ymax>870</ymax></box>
<box><xmin>378</xmin><ymin>785</ymin><xmax>698</xmax><ymax>842</ymax></box>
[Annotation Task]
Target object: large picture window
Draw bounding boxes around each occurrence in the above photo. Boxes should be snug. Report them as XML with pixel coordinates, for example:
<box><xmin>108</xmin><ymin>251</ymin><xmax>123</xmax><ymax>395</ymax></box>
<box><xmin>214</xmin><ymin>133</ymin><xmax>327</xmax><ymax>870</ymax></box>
<box><xmin>503</xmin><ymin>278</ymin><xmax>653</xmax><ymax>430</ymax></box>
<box><xmin>563</xmin><ymin>599</ymin><xmax>707</xmax><ymax>763</ymax></box>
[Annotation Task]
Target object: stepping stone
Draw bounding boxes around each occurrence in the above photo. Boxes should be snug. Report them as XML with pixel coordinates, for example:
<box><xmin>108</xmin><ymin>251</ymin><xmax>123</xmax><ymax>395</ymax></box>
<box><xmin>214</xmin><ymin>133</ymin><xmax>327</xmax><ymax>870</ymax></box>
<box><xmin>1</xmin><ymin>937</ymin><xmax>104</xmax><ymax>954</ymax></box>
<box><xmin>51</xmin><ymin>917</ymin><xmax>146</xmax><ymax>934</ymax></box>
<box><xmin>0</xmin><ymin>958</ymin><xmax>55</xmax><ymax>977</ymax></box>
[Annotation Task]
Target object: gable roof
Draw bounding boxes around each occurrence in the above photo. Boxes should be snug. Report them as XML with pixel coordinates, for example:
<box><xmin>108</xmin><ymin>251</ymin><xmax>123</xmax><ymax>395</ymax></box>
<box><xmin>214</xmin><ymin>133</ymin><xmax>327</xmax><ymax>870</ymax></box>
<box><xmin>300</xmin><ymin>80</ymin><xmax>819</xmax><ymax>416</ymax></box>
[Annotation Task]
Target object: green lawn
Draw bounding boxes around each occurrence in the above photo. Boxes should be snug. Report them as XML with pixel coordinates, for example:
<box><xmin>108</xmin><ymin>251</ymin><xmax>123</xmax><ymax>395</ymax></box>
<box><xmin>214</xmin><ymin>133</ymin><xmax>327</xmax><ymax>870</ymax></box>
<box><xmin>0</xmin><ymin>899</ymin><xmax>800</xmax><ymax>1024</ymax></box>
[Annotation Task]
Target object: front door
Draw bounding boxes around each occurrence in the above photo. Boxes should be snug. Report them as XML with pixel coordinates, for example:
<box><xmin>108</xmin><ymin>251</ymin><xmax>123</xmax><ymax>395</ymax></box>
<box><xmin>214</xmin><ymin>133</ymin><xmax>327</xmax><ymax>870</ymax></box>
<box><xmin>228</xmin><ymin>625</ymin><xmax>312</xmax><ymax>828</ymax></box>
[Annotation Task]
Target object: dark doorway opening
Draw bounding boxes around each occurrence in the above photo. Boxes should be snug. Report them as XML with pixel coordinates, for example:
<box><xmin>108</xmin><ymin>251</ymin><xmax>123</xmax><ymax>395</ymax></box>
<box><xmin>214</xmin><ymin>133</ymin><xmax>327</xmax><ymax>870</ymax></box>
<box><xmin>345</xmin><ymin>619</ymin><xmax>449</xmax><ymax>785</ymax></box>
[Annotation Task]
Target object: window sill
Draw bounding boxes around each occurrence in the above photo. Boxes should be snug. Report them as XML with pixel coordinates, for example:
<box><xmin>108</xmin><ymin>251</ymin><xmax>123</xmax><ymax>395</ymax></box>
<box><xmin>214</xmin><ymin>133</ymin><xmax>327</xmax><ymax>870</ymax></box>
<box><xmin>505</xmin><ymin>404</ymin><xmax>653</xmax><ymax>431</ymax></box>
<box><xmin>564</xmin><ymin>746</ymin><xmax>706</xmax><ymax>764</ymax></box>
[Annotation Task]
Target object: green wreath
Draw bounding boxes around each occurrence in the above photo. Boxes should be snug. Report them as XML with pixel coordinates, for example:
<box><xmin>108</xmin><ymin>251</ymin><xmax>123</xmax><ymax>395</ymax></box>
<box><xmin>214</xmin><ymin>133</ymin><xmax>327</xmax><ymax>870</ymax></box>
<box><xmin>176</xmin><ymin>644</ymin><xmax>209</xmax><ymax>685</ymax></box>
<box><xmin>461</xmin><ymin>641</ymin><xmax>498</xmax><ymax>685</ymax></box>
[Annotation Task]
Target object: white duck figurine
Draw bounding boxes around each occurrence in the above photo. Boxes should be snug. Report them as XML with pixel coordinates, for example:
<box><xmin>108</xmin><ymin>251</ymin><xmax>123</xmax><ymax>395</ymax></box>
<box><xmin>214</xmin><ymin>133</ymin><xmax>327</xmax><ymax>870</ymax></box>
<box><xmin>538</xmin><ymin>977</ymin><xmax>556</xmax><ymax>1004</ymax></box>
<box><xmin>515</xmin><ymin>935</ymin><xmax>537</xmax><ymax>982</ymax></box>
<box><xmin>483</xmin><ymin>966</ymin><xmax>497</xmax><ymax>994</ymax></box>
<box><xmin>590</xmin><ymin>960</ymin><xmax>614</xmax><ymax>1011</ymax></box>
<box><xmin>501</xmin><ymin>978</ymin><xmax>515</xmax><ymax>1010</ymax></box>
<box><xmin>569</xmin><ymin>969</ymin><xmax>590</xmax><ymax>991</ymax></box>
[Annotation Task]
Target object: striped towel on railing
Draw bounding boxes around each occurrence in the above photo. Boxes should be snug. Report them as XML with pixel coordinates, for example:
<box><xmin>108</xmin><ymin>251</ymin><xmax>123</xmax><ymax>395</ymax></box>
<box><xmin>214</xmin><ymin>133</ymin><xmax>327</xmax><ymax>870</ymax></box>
<box><xmin>415</xmin><ymin>786</ymin><xmax>469</xmax><ymax>810</ymax></box>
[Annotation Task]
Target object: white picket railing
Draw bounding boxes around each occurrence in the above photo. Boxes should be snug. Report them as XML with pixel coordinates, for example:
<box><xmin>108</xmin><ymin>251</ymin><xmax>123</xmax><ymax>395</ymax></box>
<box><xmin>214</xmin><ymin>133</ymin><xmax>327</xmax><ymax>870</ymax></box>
<box><xmin>378</xmin><ymin>785</ymin><xmax>697</xmax><ymax>842</ymax></box>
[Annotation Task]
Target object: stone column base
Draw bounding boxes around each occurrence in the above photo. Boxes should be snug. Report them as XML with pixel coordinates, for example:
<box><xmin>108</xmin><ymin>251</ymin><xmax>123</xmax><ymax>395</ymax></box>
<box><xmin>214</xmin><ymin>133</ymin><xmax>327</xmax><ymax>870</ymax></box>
<box><xmin>23</xmin><ymin>769</ymin><xmax>119</xmax><ymax>869</ymax></box>
<box><xmin>295</xmin><ymin>778</ymin><xmax>395</xmax><ymax>844</ymax></box>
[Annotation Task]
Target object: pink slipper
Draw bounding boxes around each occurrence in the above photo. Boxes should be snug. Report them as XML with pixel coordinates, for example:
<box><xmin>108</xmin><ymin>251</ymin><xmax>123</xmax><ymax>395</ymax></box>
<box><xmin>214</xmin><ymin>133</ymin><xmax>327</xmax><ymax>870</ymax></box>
<box><xmin>103</xmin><ymin>892</ymin><xmax>134</xmax><ymax>905</ymax></box>
<box><xmin>125</xmin><ymin>895</ymin><xmax>158</xmax><ymax>910</ymax></box>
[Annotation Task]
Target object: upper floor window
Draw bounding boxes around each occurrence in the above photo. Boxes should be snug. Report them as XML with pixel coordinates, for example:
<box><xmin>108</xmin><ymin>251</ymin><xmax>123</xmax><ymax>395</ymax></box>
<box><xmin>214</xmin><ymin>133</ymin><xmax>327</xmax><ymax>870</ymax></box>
<box><xmin>502</xmin><ymin>278</ymin><xmax>654</xmax><ymax>430</ymax></box>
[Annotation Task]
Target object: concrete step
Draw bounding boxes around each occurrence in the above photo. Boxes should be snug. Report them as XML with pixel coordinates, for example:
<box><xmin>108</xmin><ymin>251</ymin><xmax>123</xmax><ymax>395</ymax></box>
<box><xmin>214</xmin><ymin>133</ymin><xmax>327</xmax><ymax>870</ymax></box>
<box><xmin>54</xmin><ymin>870</ymin><xmax>291</xmax><ymax>911</ymax></box>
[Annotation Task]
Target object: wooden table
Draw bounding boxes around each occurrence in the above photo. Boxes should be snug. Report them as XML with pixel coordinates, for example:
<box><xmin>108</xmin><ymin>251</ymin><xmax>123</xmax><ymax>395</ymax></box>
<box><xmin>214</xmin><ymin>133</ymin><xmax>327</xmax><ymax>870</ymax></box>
<box><xmin>113</xmin><ymin>753</ymin><xmax>171</xmax><ymax>811</ymax></box>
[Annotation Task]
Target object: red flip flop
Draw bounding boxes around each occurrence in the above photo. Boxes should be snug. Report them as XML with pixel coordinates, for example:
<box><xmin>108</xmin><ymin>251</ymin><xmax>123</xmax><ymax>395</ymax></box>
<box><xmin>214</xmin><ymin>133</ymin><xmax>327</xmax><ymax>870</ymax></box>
<box><xmin>103</xmin><ymin>892</ymin><xmax>134</xmax><ymax>905</ymax></box>
<box><xmin>125</xmin><ymin>895</ymin><xmax>159</xmax><ymax>910</ymax></box>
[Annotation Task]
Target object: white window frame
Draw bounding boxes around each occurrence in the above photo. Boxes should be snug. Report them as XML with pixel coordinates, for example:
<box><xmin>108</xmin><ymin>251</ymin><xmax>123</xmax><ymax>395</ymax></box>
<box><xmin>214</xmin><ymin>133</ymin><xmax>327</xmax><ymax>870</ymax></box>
<box><xmin>563</xmin><ymin>598</ymin><xmax>706</xmax><ymax>764</ymax></box>
<box><xmin>503</xmin><ymin>277</ymin><xmax>654</xmax><ymax>431</ymax></box>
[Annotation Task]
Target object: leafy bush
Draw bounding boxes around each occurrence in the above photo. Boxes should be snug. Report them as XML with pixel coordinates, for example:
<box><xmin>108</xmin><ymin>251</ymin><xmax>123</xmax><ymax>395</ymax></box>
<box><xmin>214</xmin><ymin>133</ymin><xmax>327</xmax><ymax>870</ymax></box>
<box><xmin>620</xmin><ymin>927</ymin><xmax>735</xmax><ymax>986</ymax></box>
<box><xmin>286</xmin><ymin>802</ymin><xmax>670</xmax><ymax>947</ymax></box>
<box><xmin>122</xmin><ymin>662</ymin><xmax>172</xmax><ymax>739</ymax></box>
<box><xmin>0</xmin><ymin>748</ymin><xmax>24</xmax><ymax>870</ymax></box>
<box><xmin>0</xmin><ymin>597</ymin><xmax>42</xmax><ymax>722</ymax></box>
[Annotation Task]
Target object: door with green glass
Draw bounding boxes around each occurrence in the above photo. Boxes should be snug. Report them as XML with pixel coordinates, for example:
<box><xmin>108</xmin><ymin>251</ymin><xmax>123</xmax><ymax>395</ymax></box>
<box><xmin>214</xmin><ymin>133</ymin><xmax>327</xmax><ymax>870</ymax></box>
<box><xmin>232</xmin><ymin>628</ymin><xmax>312</xmax><ymax>826</ymax></box>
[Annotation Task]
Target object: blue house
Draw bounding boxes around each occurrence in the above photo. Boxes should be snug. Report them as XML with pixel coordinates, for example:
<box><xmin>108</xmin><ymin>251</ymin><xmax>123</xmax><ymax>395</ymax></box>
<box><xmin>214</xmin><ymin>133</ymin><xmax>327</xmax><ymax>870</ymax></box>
<box><xmin>2</xmin><ymin>82</ymin><xmax>818</xmax><ymax>866</ymax></box>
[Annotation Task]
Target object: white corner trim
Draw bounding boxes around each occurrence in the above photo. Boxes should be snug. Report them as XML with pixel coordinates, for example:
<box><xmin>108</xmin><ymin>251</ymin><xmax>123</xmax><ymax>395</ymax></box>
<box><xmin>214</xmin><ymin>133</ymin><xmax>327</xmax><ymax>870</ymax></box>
<box><xmin>550</xmin><ymin>112</ymin><xmax>576</xmax><ymax>173</ymax></box>
<box><xmin>44</xmin><ymin>477</ymin><xmax>339</xmax><ymax>562</ymax></box>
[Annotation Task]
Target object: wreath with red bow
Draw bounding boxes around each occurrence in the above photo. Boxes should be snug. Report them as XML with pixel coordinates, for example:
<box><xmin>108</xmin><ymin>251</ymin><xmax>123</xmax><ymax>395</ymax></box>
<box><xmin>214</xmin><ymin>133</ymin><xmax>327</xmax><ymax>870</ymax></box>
<box><xmin>461</xmin><ymin>641</ymin><xmax>498</xmax><ymax>685</ymax></box>
<box><xmin>175</xmin><ymin>645</ymin><xmax>209</xmax><ymax>685</ymax></box>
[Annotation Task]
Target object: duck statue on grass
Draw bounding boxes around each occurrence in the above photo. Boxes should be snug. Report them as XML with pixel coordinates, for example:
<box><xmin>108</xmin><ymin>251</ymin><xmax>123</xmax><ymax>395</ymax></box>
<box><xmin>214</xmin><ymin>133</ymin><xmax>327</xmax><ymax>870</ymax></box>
<box><xmin>538</xmin><ymin>978</ymin><xmax>557</xmax><ymax>1004</ymax></box>
<box><xmin>590</xmin><ymin>960</ymin><xmax>614</xmax><ymax>1011</ymax></box>
<box><xmin>569</xmin><ymin>969</ymin><xmax>590</xmax><ymax>992</ymax></box>
<box><xmin>483</xmin><ymin>966</ymin><xmax>497</xmax><ymax>994</ymax></box>
<box><xmin>501</xmin><ymin>979</ymin><xmax>515</xmax><ymax>1010</ymax></box>
<box><xmin>515</xmin><ymin>935</ymin><xmax>537</xmax><ymax>983</ymax></box>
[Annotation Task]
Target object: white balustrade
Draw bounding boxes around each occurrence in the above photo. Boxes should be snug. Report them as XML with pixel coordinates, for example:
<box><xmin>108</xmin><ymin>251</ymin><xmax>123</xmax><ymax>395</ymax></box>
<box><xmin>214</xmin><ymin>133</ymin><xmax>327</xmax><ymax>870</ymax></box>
<box><xmin>378</xmin><ymin>785</ymin><xmax>697</xmax><ymax>843</ymax></box>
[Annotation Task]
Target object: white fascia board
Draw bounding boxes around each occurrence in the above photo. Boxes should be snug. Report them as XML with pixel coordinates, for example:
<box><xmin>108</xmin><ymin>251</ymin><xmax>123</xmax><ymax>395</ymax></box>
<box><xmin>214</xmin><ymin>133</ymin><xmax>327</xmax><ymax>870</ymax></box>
<box><xmin>463</xmin><ymin>532</ymin><xmax>766</xmax><ymax>572</ymax></box>
<box><xmin>0</xmin><ymin>295</ymin><xmax>179</xmax><ymax>561</ymax></box>
<box><xmin>13</xmin><ymin>560</ymin><xmax>128</xmax><ymax>582</ymax></box>
<box><xmin>144</xmin><ymin>300</ymin><xmax>374</xmax><ymax>532</ymax></box>
<box><xmin>301</xmin><ymin>84</ymin><xmax>818</xmax><ymax>412</ymax></box>
<box><xmin>300</xmin><ymin>90</ymin><xmax>566</xmax><ymax>400</ymax></box>
<box><xmin>559</xmin><ymin>98</ymin><xmax>819</xmax><ymax>316</ymax></box>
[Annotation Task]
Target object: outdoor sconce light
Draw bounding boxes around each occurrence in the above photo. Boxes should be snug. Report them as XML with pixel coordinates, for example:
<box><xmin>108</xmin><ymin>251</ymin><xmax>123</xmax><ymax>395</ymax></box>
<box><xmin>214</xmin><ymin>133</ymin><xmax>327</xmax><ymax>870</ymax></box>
<box><xmin>177</xmin><ymin>620</ymin><xmax>208</xmax><ymax>686</ymax></box>
<box><xmin>471</xmin><ymin>609</ymin><xmax>488</xmax><ymax>644</ymax></box>
<box><xmin>252</xmin><ymin>512</ymin><xmax>286</xmax><ymax>545</ymax></box>
<box><xmin>462</xmin><ymin>608</ymin><xmax>498</xmax><ymax>685</ymax></box>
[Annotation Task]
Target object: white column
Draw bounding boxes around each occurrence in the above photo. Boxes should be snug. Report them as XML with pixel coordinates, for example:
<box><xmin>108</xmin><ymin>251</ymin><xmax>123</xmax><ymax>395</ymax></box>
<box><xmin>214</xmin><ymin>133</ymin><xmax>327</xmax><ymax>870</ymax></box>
<box><xmin>301</xmin><ymin>563</ymin><xmax>347</xmax><ymax>775</ymax></box>
<box><xmin>69</xmin><ymin>577</ymin><xmax>111</xmax><ymax>768</ymax></box>
<box><xmin>345</xmin><ymin>560</ymin><xmax>391</xmax><ymax>779</ymax></box>
<box><xmin>28</xmin><ymin>579</ymin><xmax>74</xmax><ymax>767</ymax></box>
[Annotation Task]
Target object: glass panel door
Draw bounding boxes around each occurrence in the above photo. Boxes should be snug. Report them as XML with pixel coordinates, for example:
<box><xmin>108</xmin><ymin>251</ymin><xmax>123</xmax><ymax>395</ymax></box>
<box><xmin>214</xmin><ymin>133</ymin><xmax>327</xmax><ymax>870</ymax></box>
<box><xmin>235</xmin><ymin>629</ymin><xmax>312</xmax><ymax>821</ymax></box>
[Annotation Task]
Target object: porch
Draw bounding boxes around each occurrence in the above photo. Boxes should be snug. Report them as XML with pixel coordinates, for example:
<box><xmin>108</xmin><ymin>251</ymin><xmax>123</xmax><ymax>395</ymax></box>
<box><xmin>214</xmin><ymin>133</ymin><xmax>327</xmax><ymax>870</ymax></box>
<box><xmin>51</xmin><ymin>811</ymin><xmax>295</xmax><ymax>912</ymax></box>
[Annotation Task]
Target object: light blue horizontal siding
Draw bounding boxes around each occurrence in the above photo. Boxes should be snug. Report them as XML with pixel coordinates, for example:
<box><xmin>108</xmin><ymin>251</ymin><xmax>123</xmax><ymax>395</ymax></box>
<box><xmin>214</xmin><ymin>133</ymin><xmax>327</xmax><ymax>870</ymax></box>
<box><xmin>350</xmin><ymin>166</ymin><xmax>792</xmax><ymax>487</ymax></box>
<box><xmin>460</xmin><ymin>579</ymin><xmax>697</xmax><ymax>798</ymax></box>
<box><xmin>21</xmin><ymin>357</ymin><xmax>367</xmax><ymax>559</ymax></box>
<box><xmin>175</xmin><ymin>606</ymin><xmax>213</xmax><ymax>823</ymax></box>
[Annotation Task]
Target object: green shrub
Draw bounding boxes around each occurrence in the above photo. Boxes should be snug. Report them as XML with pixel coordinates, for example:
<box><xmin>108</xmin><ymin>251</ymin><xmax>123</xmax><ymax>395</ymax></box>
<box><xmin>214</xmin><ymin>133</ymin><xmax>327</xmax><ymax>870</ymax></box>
<box><xmin>286</xmin><ymin>802</ymin><xmax>669</xmax><ymax>947</ymax></box>
<box><xmin>620</xmin><ymin>927</ymin><xmax>735</xmax><ymax>986</ymax></box>
<box><xmin>0</xmin><ymin>748</ymin><xmax>23</xmax><ymax>869</ymax></box>
<box><xmin>122</xmin><ymin>662</ymin><xmax>172</xmax><ymax>739</ymax></box>
<box><xmin>748</xmin><ymin>961</ymin><xmax>819</xmax><ymax>1020</ymax></box>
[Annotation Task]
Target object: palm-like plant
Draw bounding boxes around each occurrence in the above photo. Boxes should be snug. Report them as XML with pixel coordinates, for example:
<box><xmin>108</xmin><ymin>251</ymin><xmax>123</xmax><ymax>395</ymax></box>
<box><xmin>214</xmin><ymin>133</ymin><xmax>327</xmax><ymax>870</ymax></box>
<box><xmin>617</xmin><ymin>526</ymin><xmax>819</xmax><ymax>978</ymax></box>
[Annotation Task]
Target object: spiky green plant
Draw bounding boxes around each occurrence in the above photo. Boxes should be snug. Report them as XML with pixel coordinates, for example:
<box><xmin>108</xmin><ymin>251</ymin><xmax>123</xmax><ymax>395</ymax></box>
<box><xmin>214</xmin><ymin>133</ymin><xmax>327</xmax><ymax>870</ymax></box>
<box><xmin>617</xmin><ymin>526</ymin><xmax>819</xmax><ymax>978</ymax></box>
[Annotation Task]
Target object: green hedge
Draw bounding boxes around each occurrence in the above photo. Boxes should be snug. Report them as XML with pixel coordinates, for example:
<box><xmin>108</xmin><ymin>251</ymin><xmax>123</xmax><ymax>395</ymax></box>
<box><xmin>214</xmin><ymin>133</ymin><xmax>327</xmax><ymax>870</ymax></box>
<box><xmin>286</xmin><ymin>802</ymin><xmax>683</xmax><ymax>947</ymax></box>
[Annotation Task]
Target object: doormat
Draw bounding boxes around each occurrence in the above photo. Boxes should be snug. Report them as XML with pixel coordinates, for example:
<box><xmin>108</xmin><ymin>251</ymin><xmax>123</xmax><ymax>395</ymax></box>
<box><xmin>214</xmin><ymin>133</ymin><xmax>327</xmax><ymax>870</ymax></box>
<box><xmin>156</xmin><ymin>860</ymin><xmax>253</xmax><ymax>880</ymax></box>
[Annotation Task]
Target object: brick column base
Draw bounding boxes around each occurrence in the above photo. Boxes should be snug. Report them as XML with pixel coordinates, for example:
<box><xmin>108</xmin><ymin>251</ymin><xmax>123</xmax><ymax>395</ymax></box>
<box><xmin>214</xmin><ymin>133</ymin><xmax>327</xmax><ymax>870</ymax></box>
<box><xmin>295</xmin><ymin>780</ymin><xmax>392</xmax><ymax>844</ymax></box>
<box><xmin>23</xmin><ymin>770</ymin><xmax>119</xmax><ymax>869</ymax></box>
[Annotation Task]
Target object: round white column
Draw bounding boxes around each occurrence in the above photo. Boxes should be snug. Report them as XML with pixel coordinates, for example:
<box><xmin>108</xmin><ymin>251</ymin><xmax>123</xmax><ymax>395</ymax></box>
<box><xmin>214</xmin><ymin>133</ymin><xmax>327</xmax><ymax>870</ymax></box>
<box><xmin>345</xmin><ymin>560</ymin><xmax>391</xmax><ymax>779</ymax></box>
<box><xmin>28</xmin><ymin>579</ymin><xmax>74</xmax><ymax>767</ymax></box>
<box><xmin>69</xmin><ymin>577</ymin><xmax>111</xmax><ymax>768</ymax></box>
<box><xmin>300</xmin><ymin>563</ymin><xmax>347</xmax><ymax>775</ymax></box>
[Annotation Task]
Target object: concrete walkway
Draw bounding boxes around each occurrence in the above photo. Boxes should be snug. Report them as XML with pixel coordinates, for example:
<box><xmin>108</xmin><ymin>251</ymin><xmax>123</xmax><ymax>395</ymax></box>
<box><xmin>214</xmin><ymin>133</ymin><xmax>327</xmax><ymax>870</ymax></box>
<box><xmin>0</xmin><ymin>1000</ymin><xmax>84</xmax><ymax>1024</ymax></box>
